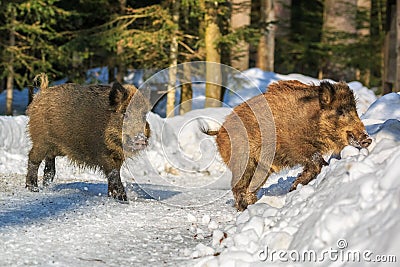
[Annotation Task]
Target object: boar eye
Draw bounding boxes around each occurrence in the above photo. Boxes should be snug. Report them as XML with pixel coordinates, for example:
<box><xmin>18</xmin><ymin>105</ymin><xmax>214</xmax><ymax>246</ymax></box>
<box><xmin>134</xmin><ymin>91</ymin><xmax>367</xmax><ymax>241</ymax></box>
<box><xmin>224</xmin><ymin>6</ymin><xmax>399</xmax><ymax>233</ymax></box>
<box><xmin>337</xmin><ymin>109</ymin><xmax>345</xmax><ymax>116</ymax></box>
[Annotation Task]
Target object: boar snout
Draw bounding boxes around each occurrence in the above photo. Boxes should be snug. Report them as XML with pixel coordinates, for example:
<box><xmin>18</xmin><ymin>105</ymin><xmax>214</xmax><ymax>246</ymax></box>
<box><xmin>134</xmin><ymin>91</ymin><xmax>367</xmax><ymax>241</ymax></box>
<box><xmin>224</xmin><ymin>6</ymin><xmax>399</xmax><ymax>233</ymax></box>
<box><xmin>360</xmin><ymin>134</ymin><xmax>372</xmax><ymax>148</ymax></box>
<box><xmin>124</xmin><ymin>132</ymin><xmax>149</xmax><ymax>151</ymax></box>
<box><xmin>123</xmin><ymin>122</ymin><xmax>151</xmax><ymax>152</ymax></box>
<box><xmin>347</xmin><ymin>131</ymin><xmax>372</xmax><ymax>149</ymax></box>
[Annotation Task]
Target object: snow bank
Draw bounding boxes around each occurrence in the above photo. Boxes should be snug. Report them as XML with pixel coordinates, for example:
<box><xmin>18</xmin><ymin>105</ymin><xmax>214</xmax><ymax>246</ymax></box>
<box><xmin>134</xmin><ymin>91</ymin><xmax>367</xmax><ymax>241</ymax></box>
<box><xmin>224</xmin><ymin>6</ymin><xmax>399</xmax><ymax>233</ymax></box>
<box><xmin>0</xmin><ymin>116</ymin><xmax>30</xmax><ymax>174</ymax></box>
<box><xmin>347</xmin><ymin>81</ymin><xmax>378</xmax><ymax>115</ymax></box>
<box><xmin>195</xmin><ymin>93</ymin><xmax>400</xmax><ymax>266</ymax></box>
<box><xmin>362</xmin><ymin>92</ymin><xmax>400</xmax><ymax>122</ymax></box>
<box><xmin>0</xmin><ymin>116</ymin><xmax>29</xmax><ymax>153</ymax></box>
<box><xmin>198</xmin><ymin>132</ymin><xmax>400</xmax><ymax>266</ymax></box>
<box><xmin>125</xmin><ymin>108</ymin><xmax>232</xmax><ymax>192</ymax></box>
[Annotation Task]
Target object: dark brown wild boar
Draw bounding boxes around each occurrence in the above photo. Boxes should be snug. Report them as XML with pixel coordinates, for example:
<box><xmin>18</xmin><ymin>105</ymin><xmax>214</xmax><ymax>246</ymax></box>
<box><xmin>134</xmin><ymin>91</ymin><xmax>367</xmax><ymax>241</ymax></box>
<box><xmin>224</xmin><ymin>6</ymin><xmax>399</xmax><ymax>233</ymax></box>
<box><xmin>26</xmin><ymin>74</ymin><xmax>150</xmax><ymax>201</ymax></box>
<box><xmin>205</xmin><ymin>80</ymin><xmax>372</xmax><ymax>211</ymax></box>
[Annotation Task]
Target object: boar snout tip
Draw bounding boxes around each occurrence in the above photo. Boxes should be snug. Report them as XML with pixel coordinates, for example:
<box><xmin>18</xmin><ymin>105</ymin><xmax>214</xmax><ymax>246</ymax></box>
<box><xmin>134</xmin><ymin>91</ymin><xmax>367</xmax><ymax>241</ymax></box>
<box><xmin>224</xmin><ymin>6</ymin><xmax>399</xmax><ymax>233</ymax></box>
<box><xmin>125</xmin><ymin>133</ymin><xmax>149</xmax><ymax>151</ymax></box>
<box><xmin>360</xmin><ymin>136</ymin><xmax>372</xmax><ymax>148</ymax></box>
<box><xmin>358</xmin><ymin>132</ymin><xmax>372</xmax><ymax>148</ymax></box>
<box><xmin>347</xmin><ymin>131</ymin><xmax>372</xmax><ymax>149</ymax></box>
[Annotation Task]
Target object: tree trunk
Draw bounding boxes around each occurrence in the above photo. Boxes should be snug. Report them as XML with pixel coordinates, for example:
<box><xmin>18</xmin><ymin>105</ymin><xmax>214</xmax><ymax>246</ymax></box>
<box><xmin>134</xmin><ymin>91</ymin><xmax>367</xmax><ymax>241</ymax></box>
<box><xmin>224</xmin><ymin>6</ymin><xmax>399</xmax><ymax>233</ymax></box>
<box><xmin>166</xmin><ymin>0</ymin><xmax>180</xmax><ymax>117</ymax></box>
<box><xmin>231</xmin><ymin>0</ymin><xmax>251</xmax><ymax>71</ymax></box>
<box><xmin>179</xmin><ymin>63</ymin><xmax>192</xmax><ymax>115</ymax></box>
<box><xmin>256</xmin><ymin>0</ymin><xmax>275</xmax><ymax>71</ymax></box>
<box><xmin>357</xmin><ymin>0</ymin><xmax>371</xmax><ymax>86</ymax></box>
<box><xmin>322</xmin><ymin>0</ymin><xmax>357</xmax><ymax>80</ymax></box>
<box><xmin>6</xmin><ymin>10</ymin><xmax>15</xmax><ymax>116</ymax></box>
<box><xmin>275</xmin><ymin>0</ymin><xmax>291</xmax><ymax>37</ymax></box>
<box><xmin>116</xmin><ymin>44</ymin><xmax>125</xmax><ymax>83</ymax></box>
<box><xmin>116</xmin><ymin>0</ymin><xmax>127</xmax><ymax>83</ymax></box>
<box><xmin>382</xmin><ymin>0</ymin><xmax>396</xmax><ymax>94</ymax></box>
<box><xmin>204</xmin><ymin>1</ymin><xmax>222</xmax><ymax>108</ymax></box>
<box><xmin>6</xmin><ymin>69</ymin><xmax>14</xmax><ymax>116</ymax></box>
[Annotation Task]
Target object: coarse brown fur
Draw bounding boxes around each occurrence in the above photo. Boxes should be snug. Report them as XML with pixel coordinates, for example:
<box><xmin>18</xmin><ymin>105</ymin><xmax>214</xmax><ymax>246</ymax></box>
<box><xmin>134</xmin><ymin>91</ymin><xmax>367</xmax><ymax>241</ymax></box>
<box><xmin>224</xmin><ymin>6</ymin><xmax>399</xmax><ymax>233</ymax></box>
<box><xmin>26</xmin><ymin>74</ymin><xmax>150</xmax><ymax>201</ymax></box>
<box><xmin>205</xmin><ymin>80</ymin><xmax>371</xmax><ymax>211</ymax></box>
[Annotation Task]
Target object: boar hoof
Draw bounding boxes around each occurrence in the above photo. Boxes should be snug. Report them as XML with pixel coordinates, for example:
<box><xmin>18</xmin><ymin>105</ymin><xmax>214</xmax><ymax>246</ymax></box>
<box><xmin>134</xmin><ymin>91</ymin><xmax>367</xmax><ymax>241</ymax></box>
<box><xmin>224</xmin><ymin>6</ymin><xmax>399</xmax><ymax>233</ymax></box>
<box><xmin>290</xmin><ymin>181</ymin><xmax>299</xmax><ymax>192</ymax></box>
<box><xmin>235</xmin><ymin>192</ymin><xmax>257</xmax><ymax>211</ymax></box>
<box><xmin>132</xmin><ymin>133</ymin><xmax>148</xmax><ymax>150</ymax></box>
<box><xmin>43</xmin><ymin>180</ymin><xmax>52</xmax><ymax>187</ymax></box>
<box><xmin>26</xmin><ymin>184</ymin><xmax>39</xmax><ymax>192</ymax></box>
<box><xmin>290</xmin><ymin>179</ymin><xmax>306</xmax><ymax>191</ymax></box>
<box><xmin>43</xmin><ymin>175</ymin><xmax>55</xmax><ymax>187</ymax></box>
<box><xmin>109</xmin><ymin>190</ymin><xmax>128</xmax><ymax>202</ymax></box>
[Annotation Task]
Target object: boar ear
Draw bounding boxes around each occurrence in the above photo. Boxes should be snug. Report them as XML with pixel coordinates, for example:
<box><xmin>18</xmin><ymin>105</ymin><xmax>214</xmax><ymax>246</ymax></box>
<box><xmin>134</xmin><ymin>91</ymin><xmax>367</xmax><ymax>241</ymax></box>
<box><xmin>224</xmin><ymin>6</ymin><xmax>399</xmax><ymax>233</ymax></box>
<box><xmin>319</xmin><ymin>81</ymin><xmax>335</xmax><ymax>108</ymax></box>
<box><xmin>109</xmin><ymin>82</ymin><xmax>128</xmax><ymax>108</ymax></box>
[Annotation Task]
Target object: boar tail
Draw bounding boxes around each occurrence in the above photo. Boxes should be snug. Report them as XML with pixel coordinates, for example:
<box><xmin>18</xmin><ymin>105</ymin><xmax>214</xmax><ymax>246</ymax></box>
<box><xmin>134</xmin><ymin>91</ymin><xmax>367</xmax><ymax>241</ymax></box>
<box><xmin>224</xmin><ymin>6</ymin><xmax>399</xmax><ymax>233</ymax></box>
<box><xmin>33</xmin><ymin>73</ymin><xmax>49</xmax><ymax>91</ymax></box>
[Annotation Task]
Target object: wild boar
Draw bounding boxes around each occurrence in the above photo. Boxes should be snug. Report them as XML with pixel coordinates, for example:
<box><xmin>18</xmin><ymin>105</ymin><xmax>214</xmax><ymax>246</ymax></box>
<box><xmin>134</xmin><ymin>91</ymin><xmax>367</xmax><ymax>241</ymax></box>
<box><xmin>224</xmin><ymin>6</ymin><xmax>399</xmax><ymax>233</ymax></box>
<box><xmin>26</xmin><ymin>74</ymin><xmax>150</xmax><ymax>201</ymax></box>
<box><xmin>205</xmin><ymin>80</ymin><xmax>372</xmax><ymax>211</ymax></box>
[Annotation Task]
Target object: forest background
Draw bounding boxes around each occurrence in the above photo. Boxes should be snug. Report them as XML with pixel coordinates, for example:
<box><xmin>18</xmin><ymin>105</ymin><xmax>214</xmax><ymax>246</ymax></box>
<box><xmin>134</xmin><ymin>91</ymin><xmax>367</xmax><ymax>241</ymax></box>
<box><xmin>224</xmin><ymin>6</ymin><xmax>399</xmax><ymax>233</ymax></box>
<box><xmin>0</xmin><ymin>0</ymin><xmax>395</xmax><ymax>116</ymax></box>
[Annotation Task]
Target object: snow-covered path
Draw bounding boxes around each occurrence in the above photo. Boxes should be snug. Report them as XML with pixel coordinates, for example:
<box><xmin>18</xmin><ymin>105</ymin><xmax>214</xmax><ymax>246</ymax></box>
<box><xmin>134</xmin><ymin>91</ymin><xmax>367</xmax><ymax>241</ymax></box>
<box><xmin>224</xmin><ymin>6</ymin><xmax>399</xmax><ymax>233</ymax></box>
<box><xmin>0</xmin><ymin>174</ymin><xmax>235</xmax><ymax>266</ymax></box>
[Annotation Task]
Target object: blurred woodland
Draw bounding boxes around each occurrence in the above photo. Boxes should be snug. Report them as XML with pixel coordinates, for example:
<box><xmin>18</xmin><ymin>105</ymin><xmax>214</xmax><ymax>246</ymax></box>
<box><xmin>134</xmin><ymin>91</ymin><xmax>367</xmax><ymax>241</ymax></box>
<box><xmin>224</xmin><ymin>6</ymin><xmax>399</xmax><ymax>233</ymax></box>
<box><xmin>0</xmin><ymin>0</ymin><xmax>397</xmax><ymax>116</ymax></box>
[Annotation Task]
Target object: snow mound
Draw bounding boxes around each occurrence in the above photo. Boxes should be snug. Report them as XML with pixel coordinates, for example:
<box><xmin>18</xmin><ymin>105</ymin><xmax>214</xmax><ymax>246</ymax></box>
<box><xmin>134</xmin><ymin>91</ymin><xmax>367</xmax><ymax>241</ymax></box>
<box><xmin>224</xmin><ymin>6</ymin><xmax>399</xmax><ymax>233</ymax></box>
<box><xmin>125</xmin><ymin>108</ymin><xmax>232</xmax><ymax>193</ymax></box>
<box><xmin>348</xmin><ymin>81</ymin><xmax>378</xmax><ymax>115</ymax></box>
<box><xmin>0</xmin><ymin>116</ymin><xmax>29</xmax><ymax>153</ymax></box>
<box><xmin>362</xmin><ymin>92</ymin><xmax>400</xmax><ymax>122</ymax></box>
<box><xmin>0</xmin><ymin>116</ymin><xmax>30</xmax><ymax>174</ymax></box>
<box><xmin>195</xmin><ymin>96</ymin><xmax>400</xmax><ymax>266</ymax></box>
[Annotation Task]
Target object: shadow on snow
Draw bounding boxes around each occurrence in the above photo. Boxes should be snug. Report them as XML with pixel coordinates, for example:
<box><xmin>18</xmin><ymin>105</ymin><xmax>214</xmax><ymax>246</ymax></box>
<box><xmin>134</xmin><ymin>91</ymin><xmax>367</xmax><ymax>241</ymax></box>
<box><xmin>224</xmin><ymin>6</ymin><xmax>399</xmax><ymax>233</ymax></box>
<box><xmin>257</xmin><ymin>176</ymin><xmax>297</xmax><ymax>197</ymax></box>
<box><xmin>0</xmin><ymin>181</ymin><xmax>180</xmax><ymax>229</ymax></box>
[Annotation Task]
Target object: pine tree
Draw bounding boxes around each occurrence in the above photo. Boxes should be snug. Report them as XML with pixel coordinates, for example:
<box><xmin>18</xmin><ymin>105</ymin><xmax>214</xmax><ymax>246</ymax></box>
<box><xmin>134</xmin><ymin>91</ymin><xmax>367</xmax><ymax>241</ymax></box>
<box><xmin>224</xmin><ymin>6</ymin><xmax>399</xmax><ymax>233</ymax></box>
<box><xmin>4</xmin><ymin>4</ymin><xmax>15</xmax><ymax>115</ymax></box>
<box><xmin>0</xmin><ymin>0</ymin><xmax>71</xmax><ymax>114</ymax></box>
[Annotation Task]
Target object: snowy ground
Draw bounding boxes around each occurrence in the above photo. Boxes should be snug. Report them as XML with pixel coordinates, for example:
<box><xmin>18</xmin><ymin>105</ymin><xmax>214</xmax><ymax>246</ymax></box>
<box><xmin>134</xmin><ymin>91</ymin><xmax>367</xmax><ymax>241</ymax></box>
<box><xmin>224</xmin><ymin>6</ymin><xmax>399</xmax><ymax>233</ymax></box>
<box><xmin>0</xmin><ymin>173</ymin><xmax>235</xmax><ymax>266</ymax></box>
<box><xmin>1</xmin><ymin>69</ymin><xmax>399</xmax><ymax>266</ymax></box>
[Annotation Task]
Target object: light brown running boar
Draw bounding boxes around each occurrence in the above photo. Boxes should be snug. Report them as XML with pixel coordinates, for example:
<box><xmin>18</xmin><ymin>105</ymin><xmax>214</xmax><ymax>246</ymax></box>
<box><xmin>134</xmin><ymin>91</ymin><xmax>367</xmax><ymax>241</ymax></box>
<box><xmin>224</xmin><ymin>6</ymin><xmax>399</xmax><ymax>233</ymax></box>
<box><xmin>205</xmin><ymin>80</ymin><xmax>371</xmax><ymax>211</ymax></box>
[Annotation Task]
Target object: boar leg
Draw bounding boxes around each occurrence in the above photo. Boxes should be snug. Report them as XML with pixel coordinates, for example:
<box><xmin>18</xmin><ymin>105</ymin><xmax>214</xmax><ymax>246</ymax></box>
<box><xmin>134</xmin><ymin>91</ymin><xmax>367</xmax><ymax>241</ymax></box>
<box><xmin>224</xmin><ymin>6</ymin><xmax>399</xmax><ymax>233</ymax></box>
<box><xmin>232</xmin><ymin>179</ymin><xmax>257</xmax><ymax>211</ymax></box>
<box><xmin>26</xmin><ymin>146</ymin><xmax>46</xmax><ymax>192</ymax></box>
<box><xmin>26</xmin><ymin>160</ymin><xmax>40</xmax><ymax>192</ymax></box>
<box><xmin>43</xmin><ymin>157</ymin><xmax>56</xmax><ymax>186</ymax></box>
<box><xmin>106</xmin><ymin>169</ymin><xmax>128</xmax><ymax>202</ymax></box>
<box><xmin>231</xmin><ymin>159</ymin><xmax>258</xmax><ymax>211</ymax></box>
<box><xmin>248</xmin><ymin>163</ymin><xmax>274</xmax><ymax>196</ymax></box>
<box><xmin>233</xmin><ymin>161</ymin><xmax>273</xmax><ymax>211</ymax></box>
<box><xmin>290</xmin><ymin>153</ymin><xmax>328</xmax><ymax>191</ymax></box>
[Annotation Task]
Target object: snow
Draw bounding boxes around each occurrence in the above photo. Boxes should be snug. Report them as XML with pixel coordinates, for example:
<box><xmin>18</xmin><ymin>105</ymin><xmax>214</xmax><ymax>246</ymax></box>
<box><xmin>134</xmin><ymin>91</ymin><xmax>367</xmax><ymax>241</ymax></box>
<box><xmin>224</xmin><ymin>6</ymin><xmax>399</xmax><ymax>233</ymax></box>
<box><xmin>194</xmin><ymin>90</ymin><xmax>400</xmax><ymax>266</ymax></box>
<box><xmin>1</xmin><ymin>68</ymin><xmax>398</xmax><ymax>266</ymax></box>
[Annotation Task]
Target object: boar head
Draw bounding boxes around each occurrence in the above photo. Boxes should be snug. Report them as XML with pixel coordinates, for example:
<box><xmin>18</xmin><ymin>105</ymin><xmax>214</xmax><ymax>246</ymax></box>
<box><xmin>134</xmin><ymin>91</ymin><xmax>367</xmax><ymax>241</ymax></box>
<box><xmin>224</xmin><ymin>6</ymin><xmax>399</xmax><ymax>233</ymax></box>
<box><xmin>109</xmin><ymin>82</ymin><xmax>150</xmax><ymax>157</ymax></box>
<box><xmin>318</xmin><ymin>81</ymin><xmax>372</xmax><ymax>154</ymax></box>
